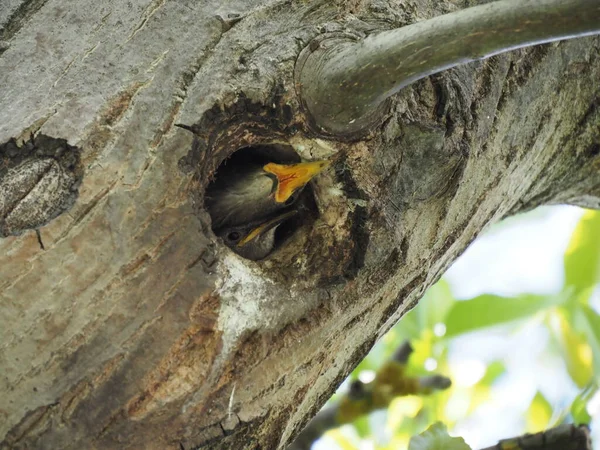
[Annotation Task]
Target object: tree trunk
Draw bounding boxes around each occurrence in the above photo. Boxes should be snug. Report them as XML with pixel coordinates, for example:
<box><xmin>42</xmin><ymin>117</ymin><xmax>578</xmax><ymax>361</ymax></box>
<box><xmin>0</xmin><ymin>1</ymin><xmax>598</xmax><ymax>449</ymax></box>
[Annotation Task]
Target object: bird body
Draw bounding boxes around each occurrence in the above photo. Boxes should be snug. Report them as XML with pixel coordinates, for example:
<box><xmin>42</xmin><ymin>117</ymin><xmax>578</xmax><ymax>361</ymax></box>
<box><xmin>205</xmin><ymin>163</ymin><xmax>280</xmax><ymax>229</ymax></box>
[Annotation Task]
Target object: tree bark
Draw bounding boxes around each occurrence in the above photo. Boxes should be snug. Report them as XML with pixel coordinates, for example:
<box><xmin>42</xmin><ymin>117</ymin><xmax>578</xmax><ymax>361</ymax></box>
<box><xmin>0</xmin><ymin>1</ymin><xmax>599</xmax><ymax>449</ymax></box>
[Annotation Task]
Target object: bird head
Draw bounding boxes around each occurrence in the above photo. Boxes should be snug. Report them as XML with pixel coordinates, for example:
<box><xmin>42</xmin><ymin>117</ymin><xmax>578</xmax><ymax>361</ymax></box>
<box><xmin>263</xmin><ymin>160</ymin><xmax>330</xmax><ymax>204</ymax></box>
<box><xmin>218</xmin><ymin>209</ymin><xmax>299</xmax><ymax>260</ymax></box>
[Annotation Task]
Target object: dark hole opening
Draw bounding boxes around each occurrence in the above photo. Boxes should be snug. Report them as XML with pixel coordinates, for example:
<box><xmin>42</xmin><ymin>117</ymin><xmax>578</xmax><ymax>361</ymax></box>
<box><xmin>204</xmin><ymin>143</ymin><xmax>320</xmax><ymax>260</ymax></box>
<box><xmin>218</xmin><ymin>142</ymin><xmax>301</xmax><ymax>167</ymax></box>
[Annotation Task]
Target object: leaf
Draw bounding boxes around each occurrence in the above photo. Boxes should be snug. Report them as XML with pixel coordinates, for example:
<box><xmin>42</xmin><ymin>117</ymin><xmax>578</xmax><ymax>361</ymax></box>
<box><xmin>571</xmin><ymin>391</ymin><xmax>593</xmax><ymax>425</ymax></box>
<box><xmin>467</xmin><ymin>361</ymin><xmax>506</xmax><ymax>414</ymax></box>
<box><xmin>575</xmin><ymin>304</ymin><xmax>600</xmax><ymax>375</ymax></box>
<box><xmin>408</xmin><ymin>422</ymin><xmax>471</xmax><ymax>450</ymax></box>
<box><xmin>564</xmin><ymin>210</ymin><xmax>600</xmax><ymax>293</ymax></box>
<box><xmin>526</xmin><ymin>392</ymin><xmax>553</xmax><ymax>432</ymax></box>
<box><xmin>548</xmin><ymin>308</ymin><xmax>593</xmax><ymax>388</ymax></box>
<box><xmin>478</xmin><ymin>361</ymin><xmax>505</xmax><ymax>386</ymax></box>
<box><xmin>444</xmin><ymin>293</ymin><xmax>561</xmax><ymax>337</ymax></box>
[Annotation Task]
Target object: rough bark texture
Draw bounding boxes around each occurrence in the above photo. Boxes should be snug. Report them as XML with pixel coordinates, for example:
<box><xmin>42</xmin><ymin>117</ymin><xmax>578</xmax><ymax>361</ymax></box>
<box><xmin>0</xmin><ymin>1</ymin><xmax>598</xmax><ymax>449</ymax></box>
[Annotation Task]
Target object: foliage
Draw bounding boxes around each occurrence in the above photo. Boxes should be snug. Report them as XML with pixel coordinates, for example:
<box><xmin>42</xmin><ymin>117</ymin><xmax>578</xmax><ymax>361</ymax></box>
<box><xmin>408</xmin><ymin>423</ymin><xmax>471</xmax><ymax>450</ymax></box>
<box><xmin>319</xmin><ymin>207</ymin><xmax>600</xmax><ymax>450</ymax></box>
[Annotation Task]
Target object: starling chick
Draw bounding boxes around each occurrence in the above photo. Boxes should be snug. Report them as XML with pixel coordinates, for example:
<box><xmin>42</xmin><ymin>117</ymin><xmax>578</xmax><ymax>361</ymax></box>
<box><xmin>205</xmin><ymin>160</ymin><xmax>329</xmax><ymax>229</ymax></box>
<box><xmin>217</xmin><ymin>210</ymin><xmax>298</xmax><ymax>260</ymax></box>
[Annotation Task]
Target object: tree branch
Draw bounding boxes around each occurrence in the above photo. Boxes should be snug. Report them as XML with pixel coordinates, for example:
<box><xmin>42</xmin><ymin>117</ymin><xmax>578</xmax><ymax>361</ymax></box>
<box><xmin>296</xmin><ymin>0</ymin><xmax>600</xmax><ymax>135</ymax></box>
<box><xmin>479</xmin><ymin>424</ymin><xmax>592</xmax><ymax>450</ymax></box>
<box><xmin>288</xmin><ymin>341</ymin><xmax>451</xmax><ymax>450</ymax></box>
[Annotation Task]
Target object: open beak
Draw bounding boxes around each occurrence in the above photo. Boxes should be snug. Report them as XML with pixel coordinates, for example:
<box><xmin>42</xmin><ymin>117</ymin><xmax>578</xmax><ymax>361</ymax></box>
<box><xmin>263</xmin><ymin>160</ymin><xmax>330</xmax><ymax>203</ymax></box>
<box><xmin>238</xmin><ymin>210</ymin><xmax>299</xmax><ymax>247</ymax></box>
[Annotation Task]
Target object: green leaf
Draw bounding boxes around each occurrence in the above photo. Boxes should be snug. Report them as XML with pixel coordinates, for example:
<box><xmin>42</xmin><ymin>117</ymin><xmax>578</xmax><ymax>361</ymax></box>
<box><xmin>570</xmin><ymin>381</ymin><xmax>598</xmax><ymax>425</ymax></box>
<box><xmin>571</xmin><ymin>392</ymin><xmax>593</xmax><ymax>425</ymax></box>
<box><xmin>575</xmin><ymin>304</ymin><xmax>600</xmax><ymax>374</ymax></box>
<box><xmin>526</xmin><ymin>392</ymin><xmax>553</xmax><ymax>432</ymax></box>
<box><xmin>564</xmin><ymin>210</ymin><xmax>600</xmax><ymax>293</ymax></box>
<box><xmin>408</xmin><ymin>422</ymin><xmax>471</xmax><ymax>450</ymax></box>
<box><xmin>444</xmin><ymin>293</ymin><xmax>561</xmax><ymax>337</ymax></box>
<box><xmin>478</xmin><ymin>361</ymin><xmax>505</xmax><ymax>387</ymax></box>
<box><xmin>548</xmin><ymin>308</ymin><xmax>593</xmax><ymax>388</ymax></box>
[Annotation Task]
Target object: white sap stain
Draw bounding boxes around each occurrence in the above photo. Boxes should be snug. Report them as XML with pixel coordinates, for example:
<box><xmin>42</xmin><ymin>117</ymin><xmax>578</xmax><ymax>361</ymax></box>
<box><xmin>216</xmin><ymin>254</ymin><xmax>285</xmax><ymax>355</ymax></box>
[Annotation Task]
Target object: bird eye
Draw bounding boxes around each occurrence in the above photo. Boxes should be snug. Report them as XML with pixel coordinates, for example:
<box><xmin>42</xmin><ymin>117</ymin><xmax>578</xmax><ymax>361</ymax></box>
<box><xmin>284</xmin><ymin>195</ymin><xmax>296</xmax><ymax>206</ymax></box>
<box><xmin>227</xmin><ymin>231</ymin><xmax>241</xmax><ymax>241</ymax></box>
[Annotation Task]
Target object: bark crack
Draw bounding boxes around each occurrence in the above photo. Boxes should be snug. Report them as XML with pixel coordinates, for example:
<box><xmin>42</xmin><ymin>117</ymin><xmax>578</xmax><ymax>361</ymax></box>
<box><xmin>122</xmin><ymin>155</ymin><xmax>157</xmax><ymax>190</ymax></box>
<box><xmin>124</xmin><ymin>0</ymin><xmax>168</xmax><ymax>44</ymax></box>
<box><xmin>81</xmin><ymin>42</ymin><xmax>100</xmax><ymax>61</ymax></box>
<box><xmin>51</xmin><ymin>57</ymin><xmax>78</xmax><ymax>89</ymax></box>
<box><xmin>17</xmin><ymin>108</ymin><xmax>60</xmax><ymax>141</ymax></box>
<box><xmin>149</xmin><ymin>27</ymin><xmax>225</xmax><ymax>151</ymax></box>
<box><xmin>0</xmin><ymin>260</ymin><xmax>34</xmax><ymax>293</ymax></box>
<box><xmin>52</xmin><ymin>179</ymin><xmax>118</xmax><ymax>247</ymax></box>
<box><xmin>4</xmin><ymin>402</ymin><xmax>59</xmax><ymax>446</ymax></box>
<box><xmin>92</xmin><ymin>11</ymin><xmax>112</xmax><ymax>33</ymax></box>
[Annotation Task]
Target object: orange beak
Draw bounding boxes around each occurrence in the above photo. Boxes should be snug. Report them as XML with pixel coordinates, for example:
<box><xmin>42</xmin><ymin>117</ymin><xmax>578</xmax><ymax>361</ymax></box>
<box><xmin>263</xmin><ymin>160</ymin><xmax>330</xmax><ymax>203</ymax></box>
<box><xmin>238</xmin><ymin>210</ymin><xmax>298</xmax><ymax>247</ymax></box>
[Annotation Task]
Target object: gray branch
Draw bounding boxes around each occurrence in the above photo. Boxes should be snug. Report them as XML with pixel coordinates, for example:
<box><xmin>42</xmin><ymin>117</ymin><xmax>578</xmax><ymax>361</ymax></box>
<box><xmin>479</xmin><ymin>424</ymin><xmax>592</xmax><ymax>450</ymax></box>
<box><xmin>288</xmin><ymin>341</ymin><xmax>451</xmax><ymax>450</ymax></box>
<box><xmin>297</xmin><ymin>0</ymin><xmax>600</xmax><ymax>135</ymax></box>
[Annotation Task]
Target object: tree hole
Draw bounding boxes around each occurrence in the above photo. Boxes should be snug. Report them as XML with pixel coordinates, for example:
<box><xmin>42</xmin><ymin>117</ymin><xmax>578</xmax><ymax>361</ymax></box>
<box><xmin>204</xmin><ymin>143</ymin><xmax>322</xmax><ymax>261</ymax></box>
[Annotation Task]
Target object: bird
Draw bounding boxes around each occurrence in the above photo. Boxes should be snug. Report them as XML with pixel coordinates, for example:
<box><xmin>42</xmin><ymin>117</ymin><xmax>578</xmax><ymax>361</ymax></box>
<box><xmin>216</xmin><ymin>209</ymin><xmax>298</xmax><ymax>260</ymax></box>
<box><xmin>205</xmin><ymin>159</ymin><xmax>330</xmax><ymax>230</ymax></box>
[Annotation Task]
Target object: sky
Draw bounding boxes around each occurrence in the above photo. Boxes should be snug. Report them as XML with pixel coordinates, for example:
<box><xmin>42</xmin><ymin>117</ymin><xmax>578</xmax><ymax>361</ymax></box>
<box><xmin>445</xmin><ymin>205</ymin><xmax>584</xmax><ymax>299</ymax></box>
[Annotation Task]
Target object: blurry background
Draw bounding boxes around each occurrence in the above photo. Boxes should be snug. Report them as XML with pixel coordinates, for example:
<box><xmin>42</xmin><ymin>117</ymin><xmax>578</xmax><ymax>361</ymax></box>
<box><xmin>314</xmin><ymin>205</ymin><xmax>600</xmax><ymax>450</ymax></box>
